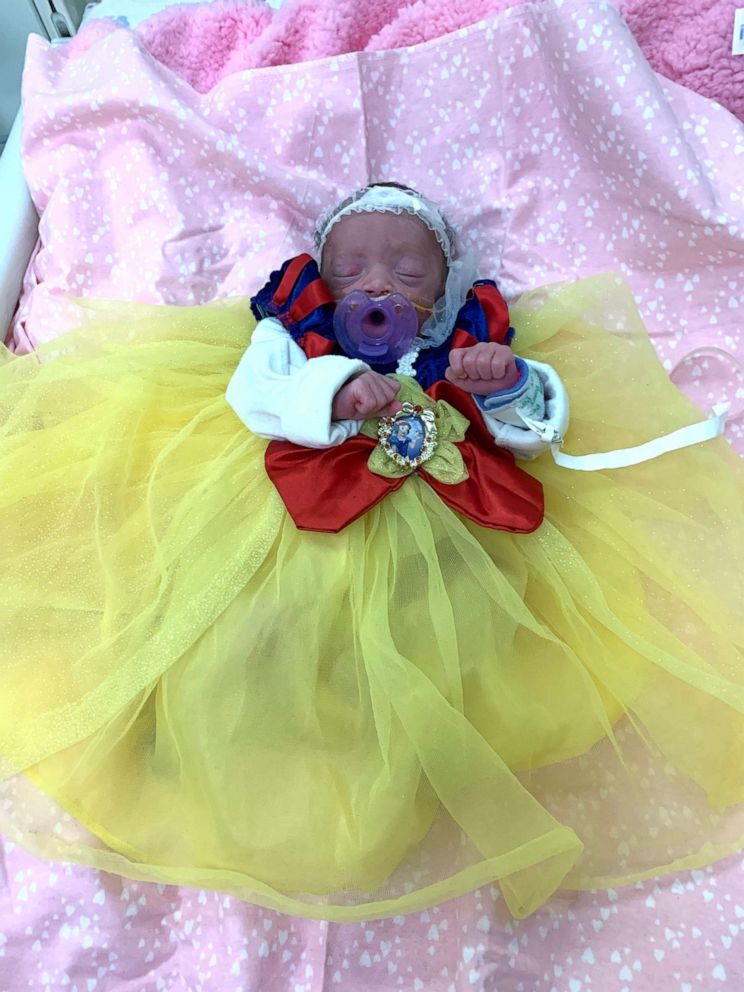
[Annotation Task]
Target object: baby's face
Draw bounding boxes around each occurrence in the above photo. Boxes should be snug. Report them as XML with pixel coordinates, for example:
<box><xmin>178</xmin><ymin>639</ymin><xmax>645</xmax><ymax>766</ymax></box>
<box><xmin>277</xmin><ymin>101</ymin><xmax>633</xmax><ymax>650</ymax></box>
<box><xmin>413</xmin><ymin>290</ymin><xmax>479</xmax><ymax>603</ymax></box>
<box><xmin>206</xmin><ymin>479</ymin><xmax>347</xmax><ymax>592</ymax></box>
<box><xmin>321</xmin><ymin>212</ymin><xmax>447</xmax><ymax>326</ymax></box>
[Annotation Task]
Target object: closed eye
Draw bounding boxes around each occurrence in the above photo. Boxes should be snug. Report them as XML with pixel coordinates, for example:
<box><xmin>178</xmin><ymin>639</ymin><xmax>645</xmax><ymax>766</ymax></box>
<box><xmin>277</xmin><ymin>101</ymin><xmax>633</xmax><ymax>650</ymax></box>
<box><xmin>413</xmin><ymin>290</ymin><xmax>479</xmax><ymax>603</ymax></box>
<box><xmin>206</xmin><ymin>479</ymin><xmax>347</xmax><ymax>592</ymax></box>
<box><xmin>395</xmin><ymin>258</ymin><xmax>427</xmax><ymax>280</ymax></box>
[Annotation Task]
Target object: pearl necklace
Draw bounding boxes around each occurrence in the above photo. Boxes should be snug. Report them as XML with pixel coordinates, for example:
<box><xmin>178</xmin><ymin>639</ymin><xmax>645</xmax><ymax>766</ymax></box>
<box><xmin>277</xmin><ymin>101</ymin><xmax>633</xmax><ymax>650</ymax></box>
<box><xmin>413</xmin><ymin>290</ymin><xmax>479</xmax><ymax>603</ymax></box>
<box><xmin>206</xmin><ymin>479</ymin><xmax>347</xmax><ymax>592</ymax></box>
<box><xmin>395</xmin><ymin>342</ymin><xmax>422</xmax><ymax>377</ymax></box>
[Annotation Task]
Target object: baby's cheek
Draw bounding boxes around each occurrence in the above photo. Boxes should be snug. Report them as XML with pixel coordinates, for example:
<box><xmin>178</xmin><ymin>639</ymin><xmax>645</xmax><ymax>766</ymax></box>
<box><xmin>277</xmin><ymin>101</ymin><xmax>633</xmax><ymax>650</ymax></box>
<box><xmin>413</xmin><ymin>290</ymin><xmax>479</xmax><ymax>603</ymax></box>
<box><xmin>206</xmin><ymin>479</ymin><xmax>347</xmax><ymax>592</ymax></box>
<box><xmin>334</xmin><ymin>282</ymin><xmax>362</xmax><ymax>301</ymax></box>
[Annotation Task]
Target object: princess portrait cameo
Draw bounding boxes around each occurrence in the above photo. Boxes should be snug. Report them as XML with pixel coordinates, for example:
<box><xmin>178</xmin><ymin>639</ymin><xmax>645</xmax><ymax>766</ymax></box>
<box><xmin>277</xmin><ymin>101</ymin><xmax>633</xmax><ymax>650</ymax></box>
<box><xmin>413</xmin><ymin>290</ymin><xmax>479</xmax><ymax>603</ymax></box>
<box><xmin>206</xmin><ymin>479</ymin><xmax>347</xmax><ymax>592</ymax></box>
<box><xmin>377</xmin><ymin>402</ymin><xmax>438</xmax><ymax>469</ymax></box>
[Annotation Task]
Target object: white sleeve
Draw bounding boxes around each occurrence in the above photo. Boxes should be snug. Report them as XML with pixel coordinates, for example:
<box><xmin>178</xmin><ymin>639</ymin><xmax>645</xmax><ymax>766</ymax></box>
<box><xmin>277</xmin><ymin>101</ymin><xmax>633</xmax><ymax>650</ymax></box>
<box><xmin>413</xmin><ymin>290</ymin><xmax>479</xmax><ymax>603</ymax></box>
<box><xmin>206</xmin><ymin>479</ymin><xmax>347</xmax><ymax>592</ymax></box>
<box><xmin>226</xmin><ymin>317</ymin><xmax>371</xmax><ymax>448</ymax></box>
<box><xmin>475</xmin><ymin>359</ymin><xmax>570</xmax><ymax>460</ymax></box>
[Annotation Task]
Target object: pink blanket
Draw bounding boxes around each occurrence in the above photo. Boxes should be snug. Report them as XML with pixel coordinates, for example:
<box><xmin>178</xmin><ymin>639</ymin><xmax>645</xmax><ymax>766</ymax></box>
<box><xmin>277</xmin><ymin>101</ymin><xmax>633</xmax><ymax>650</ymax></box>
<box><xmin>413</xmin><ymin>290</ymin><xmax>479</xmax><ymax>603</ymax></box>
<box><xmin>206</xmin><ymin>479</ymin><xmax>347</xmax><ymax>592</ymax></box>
<box><xmin>1</xmin><ymin>835</ymin><xmax>743</xmax><ymax>991</ymax></box>
<box><xmin>136</xmin><ymin>0</ymin><xmax>744</xmax><ymax>121</ymax></box>
<box><xmin>12</xmin><ymin>0</ymin><xmax>744</xmax><ymax>450</ymax></box>
<box><xmin>3</xmin><ymin>2</ymin><xmax>744</xmax><ymax>988</ymax></box>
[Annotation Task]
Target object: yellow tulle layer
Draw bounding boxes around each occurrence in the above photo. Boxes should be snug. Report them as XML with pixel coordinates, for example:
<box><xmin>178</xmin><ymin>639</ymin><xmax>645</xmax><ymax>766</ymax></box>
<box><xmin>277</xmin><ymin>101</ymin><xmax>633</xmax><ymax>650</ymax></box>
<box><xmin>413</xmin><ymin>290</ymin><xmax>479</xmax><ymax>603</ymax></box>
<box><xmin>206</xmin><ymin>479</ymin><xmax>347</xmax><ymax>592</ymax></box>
<box><xmin>1</xmin><ymin>275</ymin><xmax>743</xmax><ymax>921</ymax></box>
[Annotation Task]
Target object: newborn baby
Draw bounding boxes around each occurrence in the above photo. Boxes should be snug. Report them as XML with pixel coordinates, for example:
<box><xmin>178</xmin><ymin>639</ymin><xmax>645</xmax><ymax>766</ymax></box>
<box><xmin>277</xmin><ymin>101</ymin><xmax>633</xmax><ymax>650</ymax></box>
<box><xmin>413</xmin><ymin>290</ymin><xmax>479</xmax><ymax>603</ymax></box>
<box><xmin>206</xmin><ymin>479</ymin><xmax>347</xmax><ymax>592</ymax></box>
<box><xmin>227</xmin><ymin>182</ymin><xmax>566</xmax><ymax>457</ymax></box>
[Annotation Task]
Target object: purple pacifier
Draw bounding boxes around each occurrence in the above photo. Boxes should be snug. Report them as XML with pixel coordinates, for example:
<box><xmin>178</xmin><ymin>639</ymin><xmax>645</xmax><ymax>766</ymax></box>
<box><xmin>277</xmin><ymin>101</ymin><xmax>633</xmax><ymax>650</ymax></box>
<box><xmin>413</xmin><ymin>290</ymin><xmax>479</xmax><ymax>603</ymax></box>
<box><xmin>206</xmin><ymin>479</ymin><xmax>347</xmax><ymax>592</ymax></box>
<box><xmin>333</xmin><ymin>290</ymin><xmax>419</xmax><ymax>365</ymax></box>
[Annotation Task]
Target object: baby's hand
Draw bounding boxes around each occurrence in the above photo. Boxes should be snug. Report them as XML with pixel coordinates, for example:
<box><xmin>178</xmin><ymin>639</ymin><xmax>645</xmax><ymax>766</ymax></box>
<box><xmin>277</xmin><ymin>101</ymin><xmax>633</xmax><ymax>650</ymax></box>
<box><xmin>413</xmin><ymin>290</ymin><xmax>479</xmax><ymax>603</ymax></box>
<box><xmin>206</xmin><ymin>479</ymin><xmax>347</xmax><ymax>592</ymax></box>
<box><xmin>445</xmin><ymin>342</ymin><xmax>519</xmax><ymax>396</ymax></box>
<box><xmin>332</xmin><ymin>371</ymin><xmax>402</xmax><ymax>420</ymax></box>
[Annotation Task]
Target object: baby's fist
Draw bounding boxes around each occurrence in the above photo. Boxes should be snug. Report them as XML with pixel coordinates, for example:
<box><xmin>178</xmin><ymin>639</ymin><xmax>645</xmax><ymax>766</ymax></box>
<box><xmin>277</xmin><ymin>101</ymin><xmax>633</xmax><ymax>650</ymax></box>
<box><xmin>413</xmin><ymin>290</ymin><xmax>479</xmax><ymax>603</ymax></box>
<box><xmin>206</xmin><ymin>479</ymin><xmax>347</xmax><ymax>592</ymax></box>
<box><xmin>332</xmin><ymin>371</ymin><xmax>402</xmax><ymax>420</ymax></box>
<box><xmin>445</xmin><ymin>342</ymin><xmax>519</xmax><ymax>396</ymax></box>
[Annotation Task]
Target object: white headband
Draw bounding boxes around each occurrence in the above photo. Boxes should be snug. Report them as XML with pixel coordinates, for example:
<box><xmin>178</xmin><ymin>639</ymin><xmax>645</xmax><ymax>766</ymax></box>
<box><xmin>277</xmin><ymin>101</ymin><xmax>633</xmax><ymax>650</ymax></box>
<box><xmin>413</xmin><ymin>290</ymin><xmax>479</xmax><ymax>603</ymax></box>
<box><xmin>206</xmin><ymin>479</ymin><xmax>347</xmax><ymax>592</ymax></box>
<box><xmin>314</xmin><ymin>185</ymin><xmax>456</xmax><ymax>265</ymax></box>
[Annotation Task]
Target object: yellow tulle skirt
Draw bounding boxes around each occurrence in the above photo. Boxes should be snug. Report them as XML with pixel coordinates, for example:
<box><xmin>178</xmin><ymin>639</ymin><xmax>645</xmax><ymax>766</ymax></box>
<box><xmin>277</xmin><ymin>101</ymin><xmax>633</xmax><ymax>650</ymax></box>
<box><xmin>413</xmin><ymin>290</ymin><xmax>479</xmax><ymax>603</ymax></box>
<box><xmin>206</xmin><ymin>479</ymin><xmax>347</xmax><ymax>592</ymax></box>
<box><xmin>1</xmin><ymin>274</ymin><xmax>743</xmax><ymax>920</ymax></box>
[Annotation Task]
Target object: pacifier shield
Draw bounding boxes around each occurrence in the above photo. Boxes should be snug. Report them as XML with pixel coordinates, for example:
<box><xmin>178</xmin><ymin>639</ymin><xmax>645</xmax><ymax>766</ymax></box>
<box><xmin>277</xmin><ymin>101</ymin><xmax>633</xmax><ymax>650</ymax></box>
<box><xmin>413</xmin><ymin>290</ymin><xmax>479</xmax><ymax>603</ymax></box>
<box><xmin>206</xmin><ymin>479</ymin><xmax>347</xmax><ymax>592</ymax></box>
<box><xmin>334</xmin><ymin>291</ymin><xmax>419</xmax><ymax>364</ymax></box>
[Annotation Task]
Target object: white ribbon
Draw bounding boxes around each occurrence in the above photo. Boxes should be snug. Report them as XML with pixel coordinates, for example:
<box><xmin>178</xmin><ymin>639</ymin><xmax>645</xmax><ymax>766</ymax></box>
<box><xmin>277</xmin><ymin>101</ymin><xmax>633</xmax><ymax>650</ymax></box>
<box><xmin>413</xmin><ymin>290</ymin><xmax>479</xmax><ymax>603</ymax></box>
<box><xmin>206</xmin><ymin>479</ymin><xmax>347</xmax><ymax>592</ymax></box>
<box><xmin>519</xmin><ymin>404</ymin><xmax>731</xmax><ymax>471</ymax></box>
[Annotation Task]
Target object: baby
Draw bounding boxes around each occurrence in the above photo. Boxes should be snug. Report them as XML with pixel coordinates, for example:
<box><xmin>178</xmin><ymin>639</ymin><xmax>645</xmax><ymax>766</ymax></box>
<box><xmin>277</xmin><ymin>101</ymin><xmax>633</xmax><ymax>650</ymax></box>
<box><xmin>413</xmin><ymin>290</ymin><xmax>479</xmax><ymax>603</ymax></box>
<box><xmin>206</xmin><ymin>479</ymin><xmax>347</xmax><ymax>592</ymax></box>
<box><xmin>227</xmin><ymin>183</ymin><xmax>567</xmax><ymax>458</ymax></box>
<box><xmin>322</xmin><ymin>206</ymin><xmax>520</xmax><ymax>420</ymax></box>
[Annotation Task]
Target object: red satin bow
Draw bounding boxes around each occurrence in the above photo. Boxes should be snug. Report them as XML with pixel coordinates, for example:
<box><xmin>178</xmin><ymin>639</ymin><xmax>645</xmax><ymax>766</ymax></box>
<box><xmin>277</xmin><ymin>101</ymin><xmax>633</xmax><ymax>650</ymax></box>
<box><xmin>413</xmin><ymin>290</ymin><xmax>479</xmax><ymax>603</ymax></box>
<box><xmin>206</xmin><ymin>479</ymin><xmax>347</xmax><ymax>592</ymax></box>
<box><xmin>264</xmin><ymin>382</ymin><xmax>544</xmax><ymax>534</ymax></box>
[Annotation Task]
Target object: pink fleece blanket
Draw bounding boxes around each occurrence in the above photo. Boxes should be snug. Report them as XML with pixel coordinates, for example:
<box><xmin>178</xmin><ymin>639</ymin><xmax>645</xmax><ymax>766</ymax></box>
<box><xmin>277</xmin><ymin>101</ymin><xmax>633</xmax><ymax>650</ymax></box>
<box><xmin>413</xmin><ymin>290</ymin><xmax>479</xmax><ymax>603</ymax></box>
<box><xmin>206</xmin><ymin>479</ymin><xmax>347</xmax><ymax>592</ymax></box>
<box><xmin>137</xmin><ymin>0</ymin><xmax>744</xmax><ymax>121</ymax></box>
<box><xmin>3</xmin><ymin>2</ymin><xmax>744</xmax><ymax>988</ymax></box>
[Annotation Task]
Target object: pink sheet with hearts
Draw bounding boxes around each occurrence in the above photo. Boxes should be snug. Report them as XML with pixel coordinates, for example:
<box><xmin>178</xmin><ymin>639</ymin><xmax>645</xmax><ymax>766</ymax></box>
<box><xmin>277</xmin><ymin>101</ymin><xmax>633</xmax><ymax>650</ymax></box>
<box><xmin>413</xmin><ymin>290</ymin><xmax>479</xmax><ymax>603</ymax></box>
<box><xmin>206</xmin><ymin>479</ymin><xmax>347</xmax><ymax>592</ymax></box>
<box><xmin>2</xmin><ymin>2</ymin><xmax>744</xmax><ymax>990</ymax></box>
<box><xmin>10</xmin><ymin>0</ymin><xmax>744</xmax><ymax>448</ymax></box>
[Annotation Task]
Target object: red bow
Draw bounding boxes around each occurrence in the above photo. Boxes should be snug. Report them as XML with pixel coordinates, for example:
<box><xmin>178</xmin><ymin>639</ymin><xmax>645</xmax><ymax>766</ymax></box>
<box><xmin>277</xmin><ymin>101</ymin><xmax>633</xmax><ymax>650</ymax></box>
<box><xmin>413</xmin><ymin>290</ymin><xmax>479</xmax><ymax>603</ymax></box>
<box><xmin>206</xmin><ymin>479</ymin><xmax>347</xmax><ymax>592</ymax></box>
<box><xmin>264</xmin><ymin>382</ymin><xmax>544</xmax><ymax>534</ymax></box>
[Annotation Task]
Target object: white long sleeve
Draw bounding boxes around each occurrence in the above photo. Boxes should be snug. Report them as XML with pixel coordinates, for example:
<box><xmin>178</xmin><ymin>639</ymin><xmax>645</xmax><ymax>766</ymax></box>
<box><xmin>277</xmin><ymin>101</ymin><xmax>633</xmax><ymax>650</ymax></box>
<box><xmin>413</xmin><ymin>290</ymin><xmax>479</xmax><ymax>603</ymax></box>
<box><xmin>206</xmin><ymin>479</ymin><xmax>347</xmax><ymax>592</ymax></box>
<box><xmin>226</xmin><ymin>317</ymin><xmax>371</xmax><ymax>448</ymax></box>
<box><xmin>475</xmin><ymin>359</ymin><xmax>570</xmax><ymax>460</ymax></box>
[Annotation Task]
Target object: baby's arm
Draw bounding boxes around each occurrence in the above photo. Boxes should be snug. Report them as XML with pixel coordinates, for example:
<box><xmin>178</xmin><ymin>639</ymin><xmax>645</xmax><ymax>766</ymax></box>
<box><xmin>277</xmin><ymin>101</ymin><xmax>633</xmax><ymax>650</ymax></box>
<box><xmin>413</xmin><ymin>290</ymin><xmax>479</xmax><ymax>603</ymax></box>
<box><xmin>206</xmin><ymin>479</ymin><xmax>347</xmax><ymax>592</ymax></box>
<box><xmin>474</xmin><ymin>359</ymin><xmax>569</xmax><ymax>459</ymax></box>
<box><xmin>227</xmin><ymin>317</ymin><xmax>374</xmax><ymax>447</ymax></box>
<box><xmin>445</xmin><ymin>342</ymin><xmax>569</xmax><ymax>459</ymax></box>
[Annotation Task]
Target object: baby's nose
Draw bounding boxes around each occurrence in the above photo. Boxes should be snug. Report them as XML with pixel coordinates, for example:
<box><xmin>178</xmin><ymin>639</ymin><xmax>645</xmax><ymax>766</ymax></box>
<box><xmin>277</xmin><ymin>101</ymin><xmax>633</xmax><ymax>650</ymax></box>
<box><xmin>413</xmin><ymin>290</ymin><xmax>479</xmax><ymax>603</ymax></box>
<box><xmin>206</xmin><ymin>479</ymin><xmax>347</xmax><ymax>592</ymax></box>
<box><xmin>361</xmin><ymin>265</ymin><xmax>394</xmax><ymax>297</ymax></box>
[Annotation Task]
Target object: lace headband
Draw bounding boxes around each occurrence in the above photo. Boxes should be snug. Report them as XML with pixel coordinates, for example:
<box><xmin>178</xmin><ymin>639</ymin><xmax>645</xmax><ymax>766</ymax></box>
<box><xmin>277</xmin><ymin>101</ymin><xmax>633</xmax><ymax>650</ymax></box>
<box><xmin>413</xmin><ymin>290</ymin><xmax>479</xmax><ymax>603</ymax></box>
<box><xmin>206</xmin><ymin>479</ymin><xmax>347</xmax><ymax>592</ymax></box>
<box><xmin>313</xmin><ymin>185</ymin><xmax>457</xmax><ymax>264</ymax></box>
